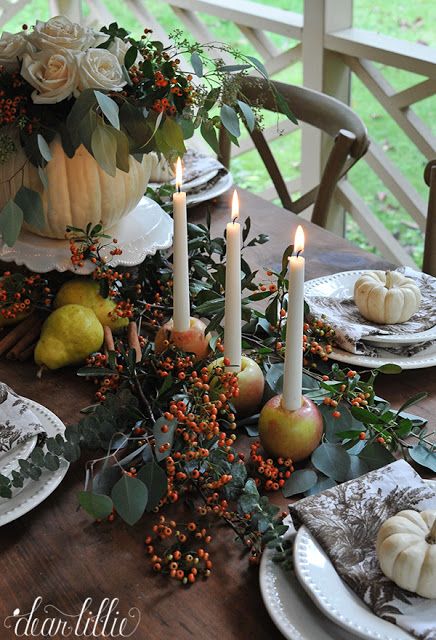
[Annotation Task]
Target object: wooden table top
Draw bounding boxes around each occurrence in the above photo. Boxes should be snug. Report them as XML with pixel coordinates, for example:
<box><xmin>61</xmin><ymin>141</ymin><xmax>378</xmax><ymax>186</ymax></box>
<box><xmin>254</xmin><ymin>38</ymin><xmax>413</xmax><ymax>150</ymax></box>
<box><xmin>0</xmin><ymin>189</ymin><xmax>435</xmax><ymax>640</ymax></box>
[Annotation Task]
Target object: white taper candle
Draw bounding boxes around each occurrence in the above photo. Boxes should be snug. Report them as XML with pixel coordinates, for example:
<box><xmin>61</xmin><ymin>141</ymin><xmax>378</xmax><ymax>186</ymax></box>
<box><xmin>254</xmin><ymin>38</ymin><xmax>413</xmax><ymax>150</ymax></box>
<box><xmin>172</xmin><ymin>157</ymin><xmax>190</xmax><ymax>332</ymax></box>
<box><xmin>283</xmin><ymin>225</ymin><xmax>305</xmax><ymax>410</ymax></box>
<box><xmin>224</xmin><ymin>190</ymin><xmax>242</xmax><ymax>372</ymax></box>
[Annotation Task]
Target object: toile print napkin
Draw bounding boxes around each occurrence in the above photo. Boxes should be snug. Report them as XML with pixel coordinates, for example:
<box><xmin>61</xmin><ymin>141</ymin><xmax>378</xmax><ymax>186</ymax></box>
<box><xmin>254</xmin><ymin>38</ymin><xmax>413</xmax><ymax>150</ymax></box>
<box><xmin>0</xmin><ymin>383</ymin><xmax>45</xmax><ymax>457</ymax></box>
<box><xmin>149</xmin><ymin>148</ymin><xmax>226</xmax><ymax>190</ymax></box>
<box><xmin>289</xmin><ymin>460</ymin><xmax>436</xmax><ymax>640</ymax></box>
<box><xmin>306</xmin><ymin>267</ymin><xmax>436</xmax><ymax>355</ymax></box>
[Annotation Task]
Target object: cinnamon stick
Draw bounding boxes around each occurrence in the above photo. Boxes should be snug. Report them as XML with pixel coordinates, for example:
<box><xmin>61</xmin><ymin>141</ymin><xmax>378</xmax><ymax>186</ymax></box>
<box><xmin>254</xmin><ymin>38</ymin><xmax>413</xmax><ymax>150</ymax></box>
<box><xmin>104</xmin><ymin>325</ymin><xmax>115</xmax><ymax>353</ymax></box>
<box><xmin>127</xmin><ymin>321</ymin><xmax>142</xmax><ymax>363</ymax></box>
<box><xmin>18</xmin><ymin>342</ymin><xmax>37</xmax><ymax>362</ymax></box>
<box><xmin>6</xmin><ymin>316</ymin><xmax>44</xmax><ymax>360</ymax></box>
<box><xmin>0</xmin><ymin>313</ymin><xmax>42</xmax><ymax>356</ymax></box>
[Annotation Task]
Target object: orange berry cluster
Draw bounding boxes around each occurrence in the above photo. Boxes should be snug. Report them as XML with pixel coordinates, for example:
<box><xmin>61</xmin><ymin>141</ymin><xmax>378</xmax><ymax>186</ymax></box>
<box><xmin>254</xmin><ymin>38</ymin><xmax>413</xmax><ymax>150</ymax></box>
<box><xmin>320</xmin><ymin>370</ymin><xmax>371</xmax><ymax>419</ymax></box>
<box><xmin>156</xmin><ymin>351</ymin><xmax>194</xmax><ymax>379</ymax></box>
<box><xmin>145</xmin><ymin>516</ymin><xmax>212</xmax><ymax>584</ymax></box>
<box><xmin>0</xmin><ymin>271</ymin><xmax>50</xmax><ymax>319</ymax></box>
<box><xmin>249</xmin><ymin>440</ymin><xmax>294</xmax><ymax>491</ymax></box>
<box><xmin>0</xmin><ymin>68</ymin><xmax>30</xmax><ymax>128</ymax></box>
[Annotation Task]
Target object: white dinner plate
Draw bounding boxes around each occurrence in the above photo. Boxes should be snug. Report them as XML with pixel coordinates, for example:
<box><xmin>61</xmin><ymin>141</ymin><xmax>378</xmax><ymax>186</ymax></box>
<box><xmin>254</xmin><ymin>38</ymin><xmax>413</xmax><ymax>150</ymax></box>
<box><xmin>259</xmin><ymin>515</ymin><xmax>363</xmax><ymax>640</ymax></box>
<box><xmin>326</xmin><ymin>343</ymin><xmax>436</xmax><ymax>370</ymax></box>
<box><xmin>0</xmin><ymin>398</ymin><xmax>69</xmax><ymax>527</ymax></box>
<box><xmin>0</xmin><ymin>197</ymin><xmax>173</xmax><ymax>274</ymax></box>
<box><xmin>293</xmin><ymin>479</ymin><xmax>436</xmax><ymax>640</ymax></box>
<box><xmin>0</xmin><ymin>435</ymin><xmax>37</xmax><ymax>479</ymax></box>
<box><xmin>149</xmin><ymin>168</ymin><xmax>219</xmax><ymax>192</ymax></box>
<box><xmin>186</xmin><ymin>171</ymin><xmax>233</xmax><ymax>207</ymax></box>
<box><xmin>305</xmin><ymin>270</ymin><xmax>436</xmax><ymax>346</ymax></box>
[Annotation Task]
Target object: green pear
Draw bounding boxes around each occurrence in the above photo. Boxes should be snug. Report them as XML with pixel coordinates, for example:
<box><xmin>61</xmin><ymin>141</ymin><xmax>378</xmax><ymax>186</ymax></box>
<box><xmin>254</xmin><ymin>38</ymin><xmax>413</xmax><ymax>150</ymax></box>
<box><xmin>35</xmin><ymin>304</ymin><xmax>104</xmax><ymax>370</ymax></box>
<box><xmin>54</xmin><ymin>279</ymin><xmax>128</xmax><ymax>333</ymax></box>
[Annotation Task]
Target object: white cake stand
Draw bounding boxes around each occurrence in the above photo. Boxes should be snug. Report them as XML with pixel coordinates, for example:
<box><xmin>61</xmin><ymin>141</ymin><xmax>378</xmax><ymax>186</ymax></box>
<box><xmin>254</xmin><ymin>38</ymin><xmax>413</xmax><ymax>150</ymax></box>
<box><xmin>0</xmin><ymin>196</ymin><xmax>173</xmax><ymax>274</ymax></box>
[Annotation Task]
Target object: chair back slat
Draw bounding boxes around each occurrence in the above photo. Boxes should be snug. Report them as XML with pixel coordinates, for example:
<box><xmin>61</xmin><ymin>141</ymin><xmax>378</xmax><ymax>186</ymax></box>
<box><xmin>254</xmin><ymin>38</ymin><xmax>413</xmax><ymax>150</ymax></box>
<box><xmin>423</xmin><ymin>162</ymin><xmax>436</xmax><ymax>277</ymax></box>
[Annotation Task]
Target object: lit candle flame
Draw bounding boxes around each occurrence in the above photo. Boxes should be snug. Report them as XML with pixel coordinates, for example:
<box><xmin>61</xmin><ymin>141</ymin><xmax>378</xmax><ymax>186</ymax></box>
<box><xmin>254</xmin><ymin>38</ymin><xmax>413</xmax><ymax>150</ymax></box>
<box><xmin>294</xmin><ymin>225</ymin><xmax>305</xmax><ymax>255</ymax></box>
<box><xmin>231</xmin><ymin>190</ymin><xmax>239</xmax><ymax>223</ymax></box>
<box><xmin>175</xmin><ymin>157</ymin><xmax>183</xmax><ymax>191</ymax></box>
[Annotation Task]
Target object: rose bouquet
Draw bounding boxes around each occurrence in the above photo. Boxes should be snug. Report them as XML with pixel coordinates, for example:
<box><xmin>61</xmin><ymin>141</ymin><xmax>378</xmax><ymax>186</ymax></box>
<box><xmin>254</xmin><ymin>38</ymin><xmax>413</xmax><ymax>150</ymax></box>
<box><xmin>0</xmin><ymin>16</ymin><xmax>292</xmax><ymax>243</ymax></box>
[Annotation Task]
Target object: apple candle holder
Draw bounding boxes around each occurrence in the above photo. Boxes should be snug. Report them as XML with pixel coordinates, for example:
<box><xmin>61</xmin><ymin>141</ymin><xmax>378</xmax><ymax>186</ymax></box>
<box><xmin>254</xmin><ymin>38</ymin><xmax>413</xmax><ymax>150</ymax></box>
<box><xmin>258</xmin><ymin>394</ymin><xmax>323</xmax><ymax>462</ymax></box>
<box><xmin>208</xmin><ymin>356</ymin><xmax>265</xmax><ymax>418</ymax></box>
<box><xmin>155</xmin><ymin>317</ymin><xmax>211</xmax><ymax>360</ymax></box>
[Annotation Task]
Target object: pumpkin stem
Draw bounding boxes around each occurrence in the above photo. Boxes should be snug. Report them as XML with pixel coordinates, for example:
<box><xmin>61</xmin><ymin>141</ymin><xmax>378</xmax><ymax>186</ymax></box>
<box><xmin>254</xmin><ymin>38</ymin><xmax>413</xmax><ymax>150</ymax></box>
<box><xmin>427</xmin><ymin>517</ymin><xmax>436</xmax><ymax>544</ymax></box>
<box><xmin>385</xmin><ymin>271</ymin><xmax>394</xmax><ymax>289</ymax></box>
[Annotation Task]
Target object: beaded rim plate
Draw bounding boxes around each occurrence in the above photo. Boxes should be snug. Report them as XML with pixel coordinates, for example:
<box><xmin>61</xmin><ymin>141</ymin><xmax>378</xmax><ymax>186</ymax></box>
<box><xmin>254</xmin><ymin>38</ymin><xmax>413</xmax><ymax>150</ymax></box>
<box><xmin>259</xmin><ymin>515</ymin><xmax>363</xmax><ymax>640</ymax></box>
<box><xmin>0</xmin><ymin>196</ymin><xmax>173</xmax><ymax>274</ymax></box>
<box><xmin>304</xmin><ymin>270</ymin><xmax>436</xmax><ymax>346</ymax></box>
<box><xmin>293</xmin><ymin>480</ymin><xmax>436</xmax><ymax>640</ymax></box>
<box><xmin>0</xmin><ymin>435</ymin><xmax>37</xmax><ymax>479</ymax></box>
<box><xmin>0</xmin><ymin>398</ymin><xmax>69</xmax><ymax>527</ymax></box>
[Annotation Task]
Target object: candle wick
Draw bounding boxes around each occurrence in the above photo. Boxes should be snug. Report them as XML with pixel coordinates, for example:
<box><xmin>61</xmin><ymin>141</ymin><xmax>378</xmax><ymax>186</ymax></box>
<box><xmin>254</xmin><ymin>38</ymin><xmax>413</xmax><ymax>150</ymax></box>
<box><xmin>296</xmin><ymin>249</ymin><xmax>303</xmax><ymax>258</ymax></box>
<box><xmin>177</xmin><ymin>184</ymin><xmax>181</xmax><ymax>193</ymax></box>
<box><xmin>232</xmin><ymin>216</ymin><xmax>239</xmax><ymax>224</ymax></box>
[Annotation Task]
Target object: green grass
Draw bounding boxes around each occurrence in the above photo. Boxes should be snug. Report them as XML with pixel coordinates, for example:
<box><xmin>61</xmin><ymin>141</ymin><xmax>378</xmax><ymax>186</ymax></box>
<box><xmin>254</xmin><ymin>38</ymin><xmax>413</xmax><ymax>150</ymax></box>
<box><xmin>4</xmin><ymin>1</ymin><xmax>436</xmax><ymax>265</ymax></box>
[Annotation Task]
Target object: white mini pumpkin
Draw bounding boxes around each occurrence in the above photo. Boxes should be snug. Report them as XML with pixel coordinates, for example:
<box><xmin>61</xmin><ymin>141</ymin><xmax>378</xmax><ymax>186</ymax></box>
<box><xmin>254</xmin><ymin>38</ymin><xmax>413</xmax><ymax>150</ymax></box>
<box><xmin>376</xmin><ymin>509</ymin><xmax>436</xmax><ymax>599</ymax></box>
<box><xmin>0</xmin><ymin>137</ymin><xmax>152</xmax><ymax>239</ymax></box>
<box><xmin>353</xmin><ymin>270</ymin><xmax>421</xmax><ymax>324</ymax></box>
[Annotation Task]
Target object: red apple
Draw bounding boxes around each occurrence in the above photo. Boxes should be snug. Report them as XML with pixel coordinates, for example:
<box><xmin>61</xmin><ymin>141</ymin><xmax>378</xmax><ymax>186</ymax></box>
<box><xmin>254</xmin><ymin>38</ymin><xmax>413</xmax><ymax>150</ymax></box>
<box><xmin>155</xmin><ymin>317</ymin><xmax>211</xmax><ymax>360</ymax></box>
<box><xmin>259</xmin><ymin>394</ymin><xmax>323</xmax><ymax>461</ymax></box>
<box><xmin>208</xmin><ymin>355</ymin><xmax>265</xmax><ymax>418</ymax></box>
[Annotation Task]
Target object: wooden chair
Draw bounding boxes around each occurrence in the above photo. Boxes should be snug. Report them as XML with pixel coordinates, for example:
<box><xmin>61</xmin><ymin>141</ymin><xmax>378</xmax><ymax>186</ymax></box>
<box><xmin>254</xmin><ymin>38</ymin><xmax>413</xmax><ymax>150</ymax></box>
<box><xmin>218</xmin><ymin>77</ymin><xmax>369</xmax><ymax>229</ymax></box>
<box><xmin>423</xmin><ymin>160</ymin><xmax>436</xmax><ymax>277</ymax></box>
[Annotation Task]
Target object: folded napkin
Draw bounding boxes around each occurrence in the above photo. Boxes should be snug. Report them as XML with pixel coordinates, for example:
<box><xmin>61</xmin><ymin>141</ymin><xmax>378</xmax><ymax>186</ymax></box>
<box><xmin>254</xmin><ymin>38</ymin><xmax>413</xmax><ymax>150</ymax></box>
<box><xmin>306</xmin><ymin>267</ymin><xmax>436</xmax><ymax>355</ymax></box>
<box><xmin>290</xmin><ymin>460</ymin><xmax>436</xmax><ymax>640</ymax></box>
<box><xmin>149</xmin><ymin>149</ymin><xmax>226</xmax><ymax>189</ymax></box>
<box><xmin>0</xmin><ymin>383</ymin><xmax>45</xmax><ymax>456</ymax></box>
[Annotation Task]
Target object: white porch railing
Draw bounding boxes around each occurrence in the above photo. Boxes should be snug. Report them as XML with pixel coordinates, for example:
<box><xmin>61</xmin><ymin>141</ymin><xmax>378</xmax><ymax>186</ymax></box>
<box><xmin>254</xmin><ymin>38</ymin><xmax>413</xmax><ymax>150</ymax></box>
<box><xmin>1</xmin><ymin>0</ymin><xmax>435</xmax><ymax>267</ymax></box>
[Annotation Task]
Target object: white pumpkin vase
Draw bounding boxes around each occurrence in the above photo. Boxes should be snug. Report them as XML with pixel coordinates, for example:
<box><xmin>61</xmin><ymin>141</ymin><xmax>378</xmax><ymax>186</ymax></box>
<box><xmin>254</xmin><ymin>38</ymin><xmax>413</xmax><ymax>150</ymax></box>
<box><xmin>0</xmin><ymin>137</ymin><xmax>152</xmax><ymax>239</ymax></box>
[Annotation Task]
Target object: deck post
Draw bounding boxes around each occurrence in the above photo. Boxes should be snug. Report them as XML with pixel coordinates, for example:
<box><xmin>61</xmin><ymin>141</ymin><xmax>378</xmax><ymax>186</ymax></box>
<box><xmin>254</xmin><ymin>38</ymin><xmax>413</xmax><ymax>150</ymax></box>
<box><xmin>301</xmin><ymin>0</ymin><xmax>352</xmax><ymax>234</ymax></box>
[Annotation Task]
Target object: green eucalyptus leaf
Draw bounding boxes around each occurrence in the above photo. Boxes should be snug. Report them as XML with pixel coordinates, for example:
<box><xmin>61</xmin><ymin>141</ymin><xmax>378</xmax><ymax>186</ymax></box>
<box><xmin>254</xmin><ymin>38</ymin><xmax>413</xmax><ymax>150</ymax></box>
<box><xmin>37</xmin><ymin>134</ymin><xmax>52</xmax><ymax>162</ymax></box>
<box><xmin>219</xmin><ymin>64</ymin><xmax>251</xmax><ymax>73</ymax></box>
<box><xmin>305</xmin><ymin>475</ymin><xmax>336</xmax><ymax>496</ymax></box>
<box><xmin>358</xmin><ymin>442</ymin><xmax>396</xmax><ymax>470</ymax></box>
<box><xmin>265</xmin><ymin>363</ymin><xmax>284</xmax><ymax>395</ymax></box>
<box><xmin>191</xmin><ymin>52</ymin><xmax>203</xmax><ymax>77</ymax></box>
<box><xmin>200</xmin><ymin>121</ymin><xmax>219</xmax><ymax>154</ymax></box>
<box><xmin>376</xmin><ymin>363</ymin><xmax>402</xmax><ymax>374</ymax></box>
<box><xmin>237</xmin><ymin>100</ymin><xmax>255</xmax><ymax>132</ymax></box>
<box><xmin>311</xmin><ymin>443</ymin><xmax>351</xmax><ymax>482</ymax></box>
<box><xmin>79</xmin><ymin>491</ymin><xmax>113</xmax><ymax>519</ymax></box>
<box><xmin>138</xmin><ymin>459</ymin><xmax>168</xmax><ymax>511</ymax></box>
<box><xmin>396</xmin><ymin>392</ymin><xmax>428</xmax><ymax>416</ymax></box>
<box><xmin>203</xmin><ymin>87</ymin><xmax>220</xmax><ymax>112</ymax></box>
<box><xmin>111</xmin><ymin>475</ymin><xmax>148</xmax><ymax>526</ymax></box>
<box><xmin>282</xmin><ymin>469</ymin><xmax>317</xmax><ymax>497</ymax></box>
<box><xmin>91</xmin><ymin>123</ymin><xmax>117</xmax><ymax>177</ymax></box>
<box><xmin>95</xmin><ymin>90</ymin><xmax>120</xmax><ymax>129</ymax></box>
<box><xmin>0</xmin><ymin>200</ymin><xmax>23</xmax><ymax>246</ymax></box>
<box><xmin>409</xmin><ymin>444</ymin><xmax>436</xmax><ymax>472</ymax></box>
<box><xmin>220</xmin><ymin>104</ymin><xmax>240</xmax><ymax>138</ymax></box>
<box><xmin>14</xmin><ymin>186</ymin><xmax>44</xmax><ymax>229</ymax></box>
<box><xmin>246</xmin><ymin>55</ymin><xmax>268</xmax><ymax>78</ymax></box>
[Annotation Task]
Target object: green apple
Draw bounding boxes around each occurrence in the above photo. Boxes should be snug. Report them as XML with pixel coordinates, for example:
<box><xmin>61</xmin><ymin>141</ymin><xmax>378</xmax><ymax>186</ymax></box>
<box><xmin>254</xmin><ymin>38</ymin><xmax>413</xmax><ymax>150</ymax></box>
<box><xmin>208</xmin><ymin>355</ymin><xmax>265</xmax><ymax>418</ymax></box>
<box><xmin>259</xmin><ymin>394</ymin><xmax>323</xmax><ymax>461</ymax></box>
<box><xmin>155</xmin><ymin>316</ymin><xmax>211</xmax><ymax>360</ymax></box>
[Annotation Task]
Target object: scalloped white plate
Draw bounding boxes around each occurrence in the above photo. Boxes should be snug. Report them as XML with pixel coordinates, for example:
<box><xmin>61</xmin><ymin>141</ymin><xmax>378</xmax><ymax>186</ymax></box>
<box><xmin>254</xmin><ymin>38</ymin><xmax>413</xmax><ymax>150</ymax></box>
<box><xmin>0</xmin><ymin>435</ymin><xmax>37</xmax><ymax>479</ymax></box>
<box><xmin>293</xmin><ymin>479</ymin><xmax>436</xmax><ymax>640</ymax></box>
<box><xmin>0</xmin><ymin>398</ymin><xmax>69</xmax><ymax>527</ymax></box>
<box><xmin>259</xmin><ymin>515</ymin><xmax>362</xmax><ymax>640</ymax></box>
<box><xmin>0</xmin><ymin>197</ymin><xmax>173</xmax><ymax>274</ymax></box>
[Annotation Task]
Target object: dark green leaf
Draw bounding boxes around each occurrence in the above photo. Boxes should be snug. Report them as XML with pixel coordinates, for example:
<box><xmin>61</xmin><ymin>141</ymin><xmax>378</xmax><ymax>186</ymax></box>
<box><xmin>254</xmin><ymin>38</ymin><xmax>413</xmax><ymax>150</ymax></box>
<box><xmin>200</xmin><ymin>121</ymin><xmax>219</xmax><ymax>154</ymax></box>
<box><xmin>358</xmin><ymin>442</ymin><xmax>395</xmax><ymax>470</ymax></box>
<box><xmin>275</xmin><ymin>89</ymin><xmax>298</xmax><ymax>124</ymax></box>
<box><xmin>282</xmin><ymin>469</ymin><xmax>317</xmax><ymax>497</ymax></box>
<box><xmin>124</xmin><ymin>45</ymin><xmax>138</xmax><ymax>69</ymax></box>
<box><xmin>246</xmin><ymin>55</ymin><xmax>268</xmax><ymax>78</ymax></box>
<box><xmin>203</xmin><ymin>87</ymin><xmax>221</xmax><ymax>111</ymax></box>
<box><xmin>376</xmin><ymin>363</ymin><xmax>402</xmax><ymax>374</ymax></box>
<box><xmin>78</xmin><ymin>491</ymin><xmax>113</xmax><ymax>519</ymax></box>
<box><xmin>111</xmin><ymin>475</ymin><xmax>148</xmax><ymax>525</ymax></box>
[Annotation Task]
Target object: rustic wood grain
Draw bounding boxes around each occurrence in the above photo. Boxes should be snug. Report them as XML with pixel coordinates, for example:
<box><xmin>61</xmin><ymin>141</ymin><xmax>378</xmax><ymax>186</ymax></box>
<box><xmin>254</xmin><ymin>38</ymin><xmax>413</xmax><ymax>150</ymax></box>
<box><xmin>0</xmin><ymin>189</ymin><xmax>434</xmax><ymax>640</ymax></box>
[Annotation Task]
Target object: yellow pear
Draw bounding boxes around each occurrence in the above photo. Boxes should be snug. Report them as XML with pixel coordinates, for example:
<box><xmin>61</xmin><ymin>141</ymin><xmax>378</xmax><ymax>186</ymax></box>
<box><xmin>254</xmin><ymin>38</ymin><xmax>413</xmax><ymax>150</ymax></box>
<box><xmin>35</xmin><ymin>304</ymin><xmax>104</xmax><ymax>370</ymax></box>
<box><xmin>54</xmin><ymin>279</ymin><xmax>128</xmax><ymax>333</ymax></box>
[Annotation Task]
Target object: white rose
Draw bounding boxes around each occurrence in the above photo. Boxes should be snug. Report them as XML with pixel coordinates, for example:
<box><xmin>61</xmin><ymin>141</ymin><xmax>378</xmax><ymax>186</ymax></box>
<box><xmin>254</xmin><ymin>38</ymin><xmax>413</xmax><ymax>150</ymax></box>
<box><xmin>28</xmin><ymin>15</ymin><xmax>108</xmax><ymax>52</ymax></box>
<box><xmin>0</xmin><ymin>31</ymin><xmax>29</xmax><ymax>71</ymax></box>
<box><xmin>20</xmin><ymin>49</ymin><xmax>78</xmax><ymax>104</ymax></box>
<box><xmin>107</xmin><ymin>37</ymin><xmax>143</xmax><ymax>67</ymax></box>
<box><xmin>77</xmin><ymin>48</ymin><xmax>126</xmax><ymax>92</ymax></box>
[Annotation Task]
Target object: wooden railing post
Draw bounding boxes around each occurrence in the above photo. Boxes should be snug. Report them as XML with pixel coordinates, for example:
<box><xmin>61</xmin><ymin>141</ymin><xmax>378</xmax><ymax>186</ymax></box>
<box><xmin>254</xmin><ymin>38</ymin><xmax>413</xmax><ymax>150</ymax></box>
<box><xmin>301</xmin><ymin>0</ymin><xmax>352</xmax><ymax>234</ymax></box>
